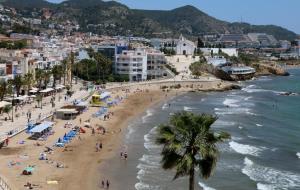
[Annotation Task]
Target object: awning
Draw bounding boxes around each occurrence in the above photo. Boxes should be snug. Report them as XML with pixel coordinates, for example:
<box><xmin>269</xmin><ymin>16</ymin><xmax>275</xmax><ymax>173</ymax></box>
<box><xmin>55</xmin><ymin>85</ymin><xmax>65</xmax><ymax>90</ymax></box>
<box><xmin>56</xmin><ymin>109</ymin><xmax>78</xmax><ymax>114</ymax></box>
<box><xmin>29</xmin><ymin>121</ymin><xmax>54</xmax><ymax>133</ymax></box>
<box><xmin>40</xmin><ymin>88</ymin><xmax>54</xmax><ymax>93</ymax></box>
<box><xmin>100</xmin><ymin>92</ymin><xmax>111</xmax><ymax>99</ymax></box>
<box><xmin>29</xmin><ymin>89</ymin><xmax>38</xmax><ymax>93</ymax></box>
<box><xmin>0</xmin><ymin>101</ymin><xmax>10</xmax><ymax>108</ymax></box>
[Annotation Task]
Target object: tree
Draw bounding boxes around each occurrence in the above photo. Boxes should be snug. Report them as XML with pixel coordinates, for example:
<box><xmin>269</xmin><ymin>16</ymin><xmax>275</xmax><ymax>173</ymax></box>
<box><xmin>3</xmin><ymin>105</ymin><xmax>12</xmax><ymax>120</ymax></box>
<box><xmin>52</xmin><ymin>65</ymin><xmax>63</xmax><ymax>88</ymax></box>
<box><xmin>23</xmin><ymin>73</ymin><xmax>34</xmax><ymax>95</ymax></box>
<box><xmin>35</xmin><ymin>69</ymin><xmax>44</xmax><ymax>90</ymax></box>
<box><xmin>43</xmin><ymin>71</ymin><xmax>51</xmax><ymax>88</ymax></box>
<box><xmin>197</xmin><ymin>37</ymin><xmax>204</xmax><ymax>48</ymax></box>
<box><xmin>11</xmin><ymin>75</ymin><xmax>23</xmax><ymax>97</ymax></box>
<box><xmin>0</xmin><ymin>80</ymin><xmax>8</xmax><ymax>101</ymax></box>
<box><xmin>156</xmin><ymin>112</ymin><xmax>230</xmax><ymax>190</ymax></box>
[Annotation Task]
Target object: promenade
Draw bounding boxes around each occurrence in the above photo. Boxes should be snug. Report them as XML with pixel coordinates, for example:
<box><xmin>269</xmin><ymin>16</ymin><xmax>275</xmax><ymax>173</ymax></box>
<box><xmin>0</xmin><ymin>83</ymin><xmax>90</xmax><ymax>143</ymax></box>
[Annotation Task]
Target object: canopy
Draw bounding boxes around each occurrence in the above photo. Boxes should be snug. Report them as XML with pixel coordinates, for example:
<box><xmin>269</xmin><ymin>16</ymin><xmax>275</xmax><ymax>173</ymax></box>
<box><xmin>0</xmin><ymin>101</ymin><xmax>10</xmax><ymax>108</ymax></box>
<box><xmin>29</xmin><ymin>121</ymin><xmax>54</xmax><ymax>133</ymax></box>
<box><xmin>100</xmin><ymin>92</ymin><xmax>111</xmax><ymax>99</ymax></box>
<box><xmin>55</xmin><ymin>85</ymin><xmax>65</xmax><ymax>90</ymax></box>
<box><xmin>56</xmin><ymin>109</ymin><xmax>78</xmax><ymax>114</ymax></box>
<box><xmin>40</xmin><ymin>88</ymin><xmax>54</xmax><ymax>93</ymax></box>
<box><xmin>29</xmin><ymin>89</ymin><xmax>38</xmax><ymax>93</ymax></box>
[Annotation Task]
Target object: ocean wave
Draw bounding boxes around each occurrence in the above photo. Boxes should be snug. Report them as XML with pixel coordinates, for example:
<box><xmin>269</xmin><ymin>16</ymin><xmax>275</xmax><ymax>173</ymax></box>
<box><xmin>242</xmin><ymin>157</ymin><xmax>300</xmax><ymax>190</ymax></box>
<box><xmin>135</xmin><ymin>182</ymin><xmax>161</xmax><ymax>190</ymax></box>
<box><xmin>139</xmin><ymin>154</ymin><xmax>161</xmax><ymax>167</ymax></box>
<box><xmin>215</xmin><ymin>107</ymin><xmax>253</xmax><ymax>115</ymax></box>
<box><xmin>242</xmin><ymin>85</ymin><xmax>287</xmax><ymax>95</ymax></box>
<box><xmin>162</xmin><ymin>103</ymin><xmax>168</xmax><ymax>110</ymax></box>
<box><xmin>223</xmin><ymin>98</ymin><xmax>240</xmax><ymax>108</ymax></box>
<box><xmin>142</xmin><ymin>109</ymin><xmax>154</xmax><ymax>123</ymax></box>
<box><xmin>296</xmin><ymin>152</ymin><xmax>300</xmax><ymax>159</ymax></box>
<box><xmin>256</xmin><ymin>124</ymin><xmax>263</xmax><ymax>127</ymax></box>
<box><xmin>183</xmin><ymin>106</ymin><xmax>196</xmax><ymax>111</ymax></box>
<box><xmin>229</xmin><ymin>141</ymin><xmax>265</xmax><ymax>156</ymax></box>
<box><xmin>198</xmin><ymin>182</ymin><xmax>216</xmax><ymax>190</ymax></box>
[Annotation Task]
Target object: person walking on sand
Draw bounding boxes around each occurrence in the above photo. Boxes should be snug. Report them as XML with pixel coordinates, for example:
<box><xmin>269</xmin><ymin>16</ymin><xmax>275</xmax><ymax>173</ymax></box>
<box><xmin>96</xmin><ymin>142</ymin><xmax>99</xmax><ymax>152</ymax></box>
<box><xmin>99</xmin><ymin>142</ymin><xmax>103</xmax><ymax>149</ymax></box>
<box><xmin>101</xmin><ymin>180</ymin><xmax>105</xmax><ymax>188</ymax></box>
<box><xmin>79</xmin><ymin>118</ymin><xmax>82</xmax><ymax>124</ymax></box>
<box><xmin>106</xmin><ymin>180</ymin><xmax>110</xmax><ymax>189</ymax></box>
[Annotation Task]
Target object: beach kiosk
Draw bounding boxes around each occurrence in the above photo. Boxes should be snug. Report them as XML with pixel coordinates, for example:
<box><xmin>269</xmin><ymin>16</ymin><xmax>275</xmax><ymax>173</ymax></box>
<box><xmin>91</xmin><ymin>91</ymin><xmax>111</xmax><ymax>107</ymax></box>
<box><xmin>29</xmin><ymin>121</ymin><xmax>54</xmax><ymax>140</ymax></box>
<box><xmin>55</xmin><ymin>109</ymin><xmax>78</xmax><ymax>120</ymax></box>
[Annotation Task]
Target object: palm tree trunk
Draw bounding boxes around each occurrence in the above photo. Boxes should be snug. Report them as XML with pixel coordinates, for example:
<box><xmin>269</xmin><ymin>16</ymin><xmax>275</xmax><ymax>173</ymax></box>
<box><xmin>189</xmin><ymin>168</ymin><xmax>195</xmax><ymax>190</ymax></box>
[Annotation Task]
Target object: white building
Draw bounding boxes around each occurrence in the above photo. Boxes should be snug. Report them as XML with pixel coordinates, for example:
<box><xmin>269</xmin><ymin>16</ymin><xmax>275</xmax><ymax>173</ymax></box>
<box><xmin>200</xmin><ymin>48</ymin><xmax>238</xmax><ymax>57</ymax></box>
<box><xmin>160</xmin><ymin>35</ymin><xmax>196</xmax><ymax>55</ymax></box>
<box><xmin>146</xmin><ymin>49</ymin><xmax>167</xmax><ymax>79</ymax></box>
<box><xmin>115</xmin><ymin>50</ymin><xmax>147</xmax><ymax>81</ymax></box>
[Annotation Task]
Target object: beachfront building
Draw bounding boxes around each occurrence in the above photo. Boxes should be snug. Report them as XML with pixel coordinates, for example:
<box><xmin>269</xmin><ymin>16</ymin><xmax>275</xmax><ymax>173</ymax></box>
<box><xmin>115</xmin><ymin>50</ymin><xmax>147</xmax><ymax>81</ymax></box>
<box><xmin>146</xmin><ymin>49</ymin><xmax>167</xmax><ymax>79</ymax></box>
<box><xmin>159</xmin><ymin>35</ymin><xmax>196</xmax><ymax>55</ymax></box>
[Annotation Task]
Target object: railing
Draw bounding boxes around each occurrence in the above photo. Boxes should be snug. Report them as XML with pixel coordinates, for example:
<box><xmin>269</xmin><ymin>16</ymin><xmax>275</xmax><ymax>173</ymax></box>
<box><xmin>0</xmin><ymin>175</ymin><xmax>12</xmax><ymax>190</ymax></box>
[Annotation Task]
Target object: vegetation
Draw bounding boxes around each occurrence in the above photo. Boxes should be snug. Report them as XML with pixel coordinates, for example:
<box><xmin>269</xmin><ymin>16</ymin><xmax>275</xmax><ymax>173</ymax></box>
<box><xmin>11</xmin><ymin>24</ymin><xmax>40</xmax><ymax>35</ymax></box>
<box><xmin>160</xmin><ymin>48</ymin><xmax>176</xmax><ymax>56</ymax></box>
<box><xmin>0</xmin><ymin>80</ymin><xmax>8</xmax><ymax>101</ymax></box>
<box><xmin>189</xmin><ymin>61</ymin><xmax>214</xmax><ymax>76</ymax></box>
<box><xmin>3</xmin><ymin>105</ymin><xmax>12</xmax><ymax>120</ymax></box>
<box><xmin>156</xmin><ymin>112</ymin><xmax>230</xmax><ymax>190</ymax></box>
<box><xmin>165</xmin><ymin>64</ymin><xmax>179</xmax><ymax>75</ymax></box>
<box><xmin>0</xmin><ymin>40</ymin><xmax>27</xmax><ymax>49</ymax></box>
<box><xmin>3</xmin><ymin>0</ymin><xmax>296</xmax><ymax>40</ymax></box>
<box><xmin>73</xmin><ymin>53</ymin><xmax>129</xmax><ymax>83</ymax></box>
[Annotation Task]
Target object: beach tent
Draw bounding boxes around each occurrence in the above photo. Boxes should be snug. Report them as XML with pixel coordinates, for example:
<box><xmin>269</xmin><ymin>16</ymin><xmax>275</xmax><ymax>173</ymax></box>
<box><xmin>29</xmin><ymin>121</ymin><xmax>54</xmax><ymax>133</ymax></box>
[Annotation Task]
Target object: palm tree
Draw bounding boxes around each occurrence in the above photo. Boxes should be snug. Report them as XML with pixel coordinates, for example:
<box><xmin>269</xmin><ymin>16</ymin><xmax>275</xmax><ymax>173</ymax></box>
<box><xmin>43</xmin><ymin>70</ymin><xmax>51</xmax><ymax>88</ymax></box>
<box><xmin>52</xmin><ymin>65</ymin><xmax>63</xmax><ymax>88</ymax></box>
<box><xmin>61</xmin><ymin>59</ymin><xmax>68</xmax><ymax>85</ymax></box>
<box><xmin>12</xmin><ymin>75</ymin><xmax>23</xmax><ymax>97</ymax></box>
<box><xmin>156</xmin><ymin>112</ymin><xmax>230</xmax><ymax>190</ymax></box>
<box><xmin>23</xmin><ymin>73</ymin><xmax>34</xmax><ymax>95</ymax></box>
<box><xmin>0</xmin><ymin>80</ymin><xmax>8</xmax><ymax>101</ymax></box>
<box><xmin>35</xmin><ymin>69</ymin><xmax>44</xmax><ymax>90</ymax></box>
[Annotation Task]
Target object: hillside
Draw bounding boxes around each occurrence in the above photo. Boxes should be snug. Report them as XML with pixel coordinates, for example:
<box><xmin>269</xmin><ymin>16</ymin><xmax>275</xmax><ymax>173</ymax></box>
<box><xmin>0</xmin><ymin>0</ymin><xmax>298</xmax><ymax>40</ymax></box>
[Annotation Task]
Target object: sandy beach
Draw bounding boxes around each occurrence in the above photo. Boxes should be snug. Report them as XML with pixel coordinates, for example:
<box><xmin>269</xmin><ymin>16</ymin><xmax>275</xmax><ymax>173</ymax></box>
<box><xmin>0</xmin><ymin>80</ymin><xmax>234</xmax><ymax>190</ymax></box>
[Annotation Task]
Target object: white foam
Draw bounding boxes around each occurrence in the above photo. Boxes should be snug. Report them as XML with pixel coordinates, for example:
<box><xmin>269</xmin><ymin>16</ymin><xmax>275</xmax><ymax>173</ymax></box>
<box><xmin>139</xmin><ymin>154</ymin><xmax>161</xmax><ymax>166</ymax></box>
<box><xmin>142</xmin><ymin>109</ymin><xmax>154</xmax><ymax>123</ymax></box>
<box><xmin>198</xmin><ymin>182</ymin><xmax>216</xmax><ymax>190</ymax></box>
<box><xmin>242</xmin><ymin>157</ymin><xmax>300</xmax><ymax>190</ymax></box>
<box><xmin>126</xmin><ymin>124</ymin><xmax>135</xmax><ymax>140</ymax></box>
<box><xmin>229</xmin><ymin>141</ymin><xmax>265</xmax><ymax>156</ymax></box>
<box><xmin>223</xmin><ymin>98</ymin><xmax>240</xmax><ymax>108</ymax></box>
<box><xmin>296</xmin><ymin>152</ymin><xmax>300</xmax><ymax>159</ymax></box>
<box><xmin>183</xmin><ymin>106</ymin><xmax>195</xmax><ymax>111</ymax></box>
<box><xmin>256</xmin><ymin>124</ymin><xmax>263</xmax><ymax>127</ymax></box>
<box><xmin>162</xmin><ymin>103</ymin><xmax>168</xmax><ymax>110</ymax></box>
<box><xmin>135</xmin><ymin>182</ymin><xmax>160</xmax><ymax>190</ymax></box>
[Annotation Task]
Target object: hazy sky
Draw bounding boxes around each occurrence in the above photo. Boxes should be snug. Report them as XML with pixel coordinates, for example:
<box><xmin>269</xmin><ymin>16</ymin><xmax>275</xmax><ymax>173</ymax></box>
<box><xmin>48</xmin><ymin>0</ymin><xmax>300</xmax><ymax>34</ymax></box>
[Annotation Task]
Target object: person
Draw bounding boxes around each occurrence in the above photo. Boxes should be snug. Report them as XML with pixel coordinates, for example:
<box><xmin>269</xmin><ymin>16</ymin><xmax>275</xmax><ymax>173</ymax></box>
<box><xmin>99</xmin><ymin>142</ymin><xmax>102</xmax><ymax>149</ymax></box>
<box><xmin>96</xmin><ymin>142</ymin><xmax>99</xmax><ymax>152</ymax></box>
<box><xmin>106</xmin><ymin>180</ymin><xmax>110</xmax><ymax>189</ymax></box>
<box><xmin>124</xmin><ymin>152</ymin><xmax>128</xmax><ymax>160</ymax></box>
<box><xmin>101</xmin><ymin>180</ymin><xmax>105</xmax><ymax>188</ymax></box>
<box><xmin>79</xmin><ymin>118</ymin><xmax>82</xmax><ymax>124</ymax></box>
<box><xmin>92</xmin><ymin>128</ymin><xmax>95</xmax><ymax>135</ymax></box>
<box><xmin>120</xmin><ymin>151</ymin><xmax>123</xmax><ymax>159</ymax></box>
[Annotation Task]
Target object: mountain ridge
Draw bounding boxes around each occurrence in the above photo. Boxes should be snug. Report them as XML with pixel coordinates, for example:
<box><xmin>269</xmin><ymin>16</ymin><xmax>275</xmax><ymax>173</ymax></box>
<box><xmin>0</xmin><ymin>0</ymin><xmax>297</xmax><ymax>40</ymax></box>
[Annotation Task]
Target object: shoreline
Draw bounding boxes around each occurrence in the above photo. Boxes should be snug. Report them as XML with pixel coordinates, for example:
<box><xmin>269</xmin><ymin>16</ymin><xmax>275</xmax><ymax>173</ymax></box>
<box><xmin>0</xmin><ymin>80</ymin><xmax>236</xmax><ymax>190</ymax></box>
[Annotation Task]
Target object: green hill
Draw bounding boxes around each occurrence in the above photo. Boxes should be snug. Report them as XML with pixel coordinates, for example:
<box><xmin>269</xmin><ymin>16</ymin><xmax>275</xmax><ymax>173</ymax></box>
<box><xmin>1</xmin><ymin>0</ymin><xmax>297</xmax><ymax>40</ymax></box>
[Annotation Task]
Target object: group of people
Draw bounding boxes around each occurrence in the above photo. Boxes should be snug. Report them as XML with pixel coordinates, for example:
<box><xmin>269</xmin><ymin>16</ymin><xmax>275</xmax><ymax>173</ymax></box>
<box><xmin>101</xmin><ymin>179</ymin><xmax>110</xmax><ymax>189</ymax></box>
<box><xmin>103</xmin><ymin>112</ymin><xmax>114</xmax><ymax>121</ymax></box>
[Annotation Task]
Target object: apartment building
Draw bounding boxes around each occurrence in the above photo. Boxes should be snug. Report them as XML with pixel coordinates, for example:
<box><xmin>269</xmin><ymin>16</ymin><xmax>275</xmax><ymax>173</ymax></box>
<box><xmin>115</xmin><ymin>50</ymin><xmax>147</xmax><ymax>81</ymax></box>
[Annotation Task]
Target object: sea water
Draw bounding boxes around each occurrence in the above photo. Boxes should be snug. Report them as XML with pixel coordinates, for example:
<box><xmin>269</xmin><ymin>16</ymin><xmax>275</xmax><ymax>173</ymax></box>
<box><xmin>113</xmin><ymin>69</ymin><xmax>300</xmax><ymax>190</ymax></box>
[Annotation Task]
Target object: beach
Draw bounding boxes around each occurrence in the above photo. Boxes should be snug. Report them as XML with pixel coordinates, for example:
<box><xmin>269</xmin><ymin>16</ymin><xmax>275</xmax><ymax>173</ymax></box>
<box><xmin>0</xmin><ymin>79</ymin><xmax>236</xmax><ymax>190</ymax></box>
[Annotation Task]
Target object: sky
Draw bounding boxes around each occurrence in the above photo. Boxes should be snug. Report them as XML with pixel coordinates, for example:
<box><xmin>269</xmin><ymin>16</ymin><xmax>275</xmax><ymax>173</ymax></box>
<box><xmin>48</xmin><ymin>0</ymin><xmax>300</xmax><ymax>34</ymax></box>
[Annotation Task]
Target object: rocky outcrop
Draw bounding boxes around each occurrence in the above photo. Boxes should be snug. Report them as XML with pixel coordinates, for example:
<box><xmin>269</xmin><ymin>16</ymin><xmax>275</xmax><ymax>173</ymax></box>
<box><xmin>254</xmin><ymin>64</ymin><xmax>289</xmax><ymax>76</ymax></box>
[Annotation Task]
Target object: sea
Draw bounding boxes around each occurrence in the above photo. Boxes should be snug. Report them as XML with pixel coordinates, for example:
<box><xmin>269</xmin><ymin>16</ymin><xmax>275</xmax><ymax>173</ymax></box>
<box><xmin>105</xmin><ymin>69</ymin><xmax>300</xmax><ymax>190</ymax></box>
